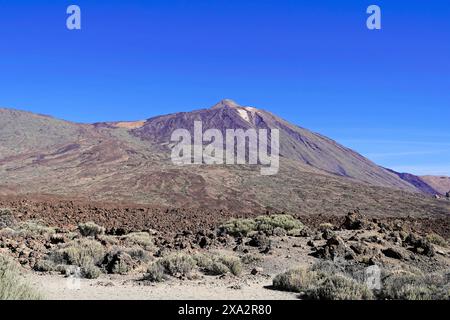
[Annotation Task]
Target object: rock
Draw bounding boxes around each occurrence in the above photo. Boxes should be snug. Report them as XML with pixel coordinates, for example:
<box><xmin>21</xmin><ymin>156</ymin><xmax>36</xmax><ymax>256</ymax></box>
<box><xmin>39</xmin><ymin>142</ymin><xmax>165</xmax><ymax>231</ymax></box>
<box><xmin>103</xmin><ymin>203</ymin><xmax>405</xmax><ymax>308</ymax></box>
<box><xmin>299</xmin><ymin>228</ymin><xmax>312</xmax><ymax>237</ymax></box>
<box><xmin>350</xmin><ymin>242</ymin><xmax>366</xmax><ymax>255</ymax></box>
<box><xmin>248</xmin><ymin>232</ymin><xmax>270</xmax><ymax>248</ymax></box>
<box><xmin>341</xmin><ymin>210</ymin><xmax>368</xmax><ymax>230</ymax></box>
<box><xmin>307</xmin><ymin>240</ymin><xmax>315</xmax><ymax>247</ymax></box>
<box><xmin>260</xmin><ymin>246</ymin><xmax>272</xmax><ymax>255</ymax></box>
<box><xmin>382</xmin><ymin>247</ymin><xmax>405</xmax><ymax>260</ymax></box>
<box><xmin>313</xmin><ymin>235</ymin><xmax>355</xmax><ymax>260</ymax></box>
<box><xmin>361</xmin><ymin>235</ymin><xmax>383</xmax><ymax>244</ymax></box>
<box><xmin>405</xmin><ymin>234</ymin><xmax>436</xmax><ymax>257</ymax></box>
<box><xmin>251</xmin><ymin>267</ymin><xmax>264</xmax><ymax>275</ymax></box>
<box><xmin>198</xmin><ymin>236</ymin><xmax>209</xmax><ymax>248</ymax></box>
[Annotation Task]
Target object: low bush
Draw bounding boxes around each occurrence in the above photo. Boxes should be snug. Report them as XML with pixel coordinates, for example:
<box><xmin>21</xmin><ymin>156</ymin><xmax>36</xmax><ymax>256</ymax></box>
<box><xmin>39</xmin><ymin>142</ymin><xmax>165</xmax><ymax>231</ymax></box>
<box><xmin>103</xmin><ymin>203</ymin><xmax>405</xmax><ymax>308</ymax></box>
<box><xmin>426</xmin><ymin>233</ymin><xmax>448</xmax><ymax>248</ymax></box>
<box><xmin>0</xmin><ymin>254</ymin><xmax>42</xmax><ymax>300</ymax></box>
<box><xmin>15</xmin><ymin>220</ymin><xmax>56</xmax><ymax>237</ymax></box>
<box><xmin>380</xmin><ymin>271</ymin><xmax>449</xmax><ymax>300</ymax></box>
<box><xmin>308</xmin><ymin>274</ymin><xmax>374</xmax><ymax>300</ymax></box>
<box><xmin>217</xmin><ymin>255</ymin><xmax>242</xmax><ymax>276</ymax></box>
<box><xmin>121</xmin><ymin>232</ymin><xmax>154</xmax><ymax>249</ymax></box>
<box><xmin>241</xmin><ymin>253</ymin><xmax>262</xmax><ymax>265</ymax></box>
<box><xmin>78</xmin><ymin>222</ymin><xmax>105</xmax><ymax>237</ymax></box>
<box><xmin>44</xmin><ymin>238</ymin><xmax>106</xmax><ymax>279</ymax></box>
<box><xmin>273</xmin><ymin>262</ymin><xmax>373</xmax><ymax>300</ymax></box>
<box><xmin>194</xmin><ymin>253</ymin><xmax>243</xmax><ymax>276</ymax></box>
<box><xmin>158</xmin><ymin>253</ymin><xmax>196</xmax><ymax>277</ymax></box>
<box><xmin>145</xmin><ymin>262</ymin><xmax>167</xmax><ymax>282</ymax></box>
<box><xmin>220</xmin><ymin>214</ymin><xmax>303</xmax><ymax>236</ymax></box>
<box><xmin>273</xmin><ymin>268</ymin><xmax>321</xmax><ymax>293</ymax></box>
<box><xmin>0</xmin><ymin>209</ymin><xmax>16</xmax><ymax>229</ymax></box>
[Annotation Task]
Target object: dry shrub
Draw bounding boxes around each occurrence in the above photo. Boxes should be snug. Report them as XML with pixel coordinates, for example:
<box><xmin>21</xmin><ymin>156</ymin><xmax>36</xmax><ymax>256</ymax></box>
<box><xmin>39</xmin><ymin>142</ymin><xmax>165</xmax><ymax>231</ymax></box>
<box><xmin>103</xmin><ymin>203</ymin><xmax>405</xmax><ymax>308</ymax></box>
<box><xmin>0</xmin><ymin>254</ymin><xmax>42</xmax><ymax>300</ymax></box>
<box><xmin>78</xmin><ymin>222</ymin><xmax>105</xmax><ymax>237</ymax></box>
<box><xmin>121</xmin><ymin>232</ymin><xmax>154</xmax><ymax>249</ymax></box>
<box><xmin>426</xmin><ymin>233</ymin><xmax>448</xmax><ymax>248</ymax></box>
<box><xmin>221</xmin><ymin>214</ymin><xmax>303</xmax><ymax>236</ymax></box>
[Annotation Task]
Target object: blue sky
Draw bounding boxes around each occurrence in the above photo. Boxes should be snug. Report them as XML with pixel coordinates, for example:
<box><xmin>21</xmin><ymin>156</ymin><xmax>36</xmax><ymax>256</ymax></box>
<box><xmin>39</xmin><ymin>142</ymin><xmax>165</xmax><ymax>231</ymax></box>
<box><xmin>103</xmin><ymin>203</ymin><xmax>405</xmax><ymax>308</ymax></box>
<box><xmin>0</xmin><ymin>0</ymin><xmax>449</xmax><ymax>175</ymax></box>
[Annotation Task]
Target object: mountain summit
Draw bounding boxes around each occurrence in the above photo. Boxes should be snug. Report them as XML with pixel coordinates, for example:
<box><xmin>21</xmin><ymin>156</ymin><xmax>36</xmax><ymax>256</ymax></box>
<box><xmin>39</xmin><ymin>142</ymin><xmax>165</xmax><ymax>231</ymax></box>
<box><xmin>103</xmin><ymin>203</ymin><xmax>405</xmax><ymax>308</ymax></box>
<box><xmin>210</xmin><ymin>99</ymin><xmax>242</xmax><ymax>109</ymax></box>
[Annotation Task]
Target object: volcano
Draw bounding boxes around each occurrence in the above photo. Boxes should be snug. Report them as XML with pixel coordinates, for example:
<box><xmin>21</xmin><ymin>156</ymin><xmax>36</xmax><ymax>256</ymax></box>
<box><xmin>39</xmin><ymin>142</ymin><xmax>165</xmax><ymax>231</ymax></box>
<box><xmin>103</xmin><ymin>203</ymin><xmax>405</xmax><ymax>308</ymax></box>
<box><xmin>0</xmin><ymin>100</ymin><xmax>448</xmax><ymax>218</ymax></box>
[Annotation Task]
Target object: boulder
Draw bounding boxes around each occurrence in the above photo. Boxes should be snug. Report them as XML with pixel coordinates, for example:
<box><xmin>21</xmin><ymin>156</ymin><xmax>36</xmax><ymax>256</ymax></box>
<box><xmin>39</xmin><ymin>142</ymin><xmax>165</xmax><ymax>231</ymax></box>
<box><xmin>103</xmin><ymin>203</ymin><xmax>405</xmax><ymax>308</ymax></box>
<box><xmin>341</xmin><ymin>210</ymin><xmax>368</xmax><ymax>230</ymax></box>
<box><xmin>248</xmin><ymin>232</ymin><xmax>270</xmax><ymax>248</ymax></box>
<box><xmin>382</xmin><ymin>247</ymin><xmax>405</xmax><ymax>260</ymax></box>
<box><xmin>313</xmin><ymin>235</ymin><xmax>355</xmax><ymax>260</ymax></box>
<box><xmin>405</xmin><ymin>234</ymin><xmax>436</xmax><ymax>257</ymax></box>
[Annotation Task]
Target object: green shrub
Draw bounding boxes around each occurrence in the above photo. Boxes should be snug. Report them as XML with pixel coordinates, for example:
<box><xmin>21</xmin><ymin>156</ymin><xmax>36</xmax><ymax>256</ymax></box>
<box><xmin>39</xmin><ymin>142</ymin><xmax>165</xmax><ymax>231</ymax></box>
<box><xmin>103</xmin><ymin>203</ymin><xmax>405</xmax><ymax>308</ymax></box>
<box><xmin>194</xmin><ymin>254</ymin><xmax>243</xmax><ymax>276</ymax></box>
<box><xmin>145</xmin><ymin>262</ymin><xmax>167</xmax><ymax>282</ymax></box>
<box><xmin>273</xmin><ymin>268</ymin><xmax>320</xmax><ymax>293</ymax></box>
<box><xmin>426</xmin><ymin>233</ymin><xmax>448</xmax><ymax>248</ymax></box>
<box><xmin>220</xmin><ymin>218</ymin><xmax>257</xmax><ymax>236</ymax></box>
<box><xmin>218</xmin><ymin>255</ymin><xmax>242</xmax><ymax>276</ymax></box>
<box><xmin>33</xmin><ymin>259</ymin><xmax>56</xmax><ymax>272</ymax></box>
<box><xmin>241</xmin><ymin>254</ymin><xmax>262</xmax><ymax>265</ymax></box>
<box><xmin>193</xmin><ymin>253</ymin><xmax>214</xmax><ymax>269</ymax></box>
<box><xmin>122</xmin><ymin>232</ymin><xmax>154</xmax><ymax>249</ymax></box>
<box><xmin>81</xmin><ymin>262</ymin><xmax>101</xmax><ymax>279</ymax></box>
<box><xmin>380</xmin><ymin>272</ymin><xmax>448</xmax><ymax>300</ymax></box>
<box><xmin>0</xmin><ymin>254</ymin><xmax>42</xmax><ymax>300</ymax></box>
<box><xmin>124</xmin><ymin>246</ymin><xmax>151</xmax><ymax>263</ymax></box>
<box><xmin>210</xmin><ymin>262</ymin><xmax>230</xmax><ymax>275</ymax></box>
<box><xmin>0</xmin><ymin>209</ymin><xmax>15</xmax><ymax>229</ymax></box>
<box><xmin>15</xmin><ymin>220</ymin><xmax>56</xmax><ymax>237</ymax></box>
<box><xmin>46</xmin><ymin>238</ymin><xmax>105</xmax><ymax>278</ymax></box>
<box><xmin>287</xmin><ymin>229</ymin><xmax>303</xmax><ymax>237</ymax></box>
<box><xmin>159</xmin><ymin>253</ymin><xmax>196</xmax><ymax>277</ymax></box>
<box><xmin>220</xmin><ymin>215</ymin><xmax>303</xmax><ymax>236</ymax></box>
<box><xmin>78</xmin><ymin>222</ymin><xmax>105</xmax><ymax>237</ymax></box>
<box><xmin>308</xmin><ymin>274</ymin><xmax>374</xmax><ymax>300</ymax></box>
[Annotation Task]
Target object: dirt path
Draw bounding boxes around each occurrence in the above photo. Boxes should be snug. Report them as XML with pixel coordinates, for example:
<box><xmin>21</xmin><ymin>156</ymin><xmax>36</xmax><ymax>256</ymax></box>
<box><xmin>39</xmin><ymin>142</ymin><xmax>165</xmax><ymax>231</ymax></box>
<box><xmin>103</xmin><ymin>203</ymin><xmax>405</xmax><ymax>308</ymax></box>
<box><xmin>26</xmin><ymin>272</ymin><xmax>297</xmax><ymax>300</ymax></box>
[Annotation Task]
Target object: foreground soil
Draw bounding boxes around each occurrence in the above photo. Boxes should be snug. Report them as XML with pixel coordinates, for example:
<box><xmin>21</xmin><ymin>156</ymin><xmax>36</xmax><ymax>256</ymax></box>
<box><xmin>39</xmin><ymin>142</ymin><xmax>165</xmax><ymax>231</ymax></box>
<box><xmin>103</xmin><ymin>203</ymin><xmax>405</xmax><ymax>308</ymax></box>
<box><xmin>26</xmin><ymin>273</ymin><xmax>297</xmax><ymax>300</ymax></box>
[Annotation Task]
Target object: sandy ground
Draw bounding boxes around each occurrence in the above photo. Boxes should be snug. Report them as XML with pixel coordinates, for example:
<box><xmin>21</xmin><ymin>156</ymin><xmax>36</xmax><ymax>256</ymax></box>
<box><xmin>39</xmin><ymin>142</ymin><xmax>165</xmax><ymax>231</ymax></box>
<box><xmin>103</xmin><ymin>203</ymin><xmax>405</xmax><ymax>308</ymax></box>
<box><xmin>26</xmin><ymin>273</ymin><xmax>297</xmax><ymax>300</ymax></box>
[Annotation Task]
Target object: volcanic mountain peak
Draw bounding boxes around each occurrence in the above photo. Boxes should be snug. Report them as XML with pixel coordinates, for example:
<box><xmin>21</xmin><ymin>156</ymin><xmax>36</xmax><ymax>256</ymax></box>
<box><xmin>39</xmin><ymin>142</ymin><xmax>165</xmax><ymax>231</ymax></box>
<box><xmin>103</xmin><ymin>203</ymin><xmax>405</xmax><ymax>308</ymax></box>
<box><xmin>210</xmin><ymin>99</ymin><xmax>242</xmax><ymax>110</ymax></box>
<box><xmin>1</xmin><ymin>102</ymin><xmax>450</xmax><ymax>217</ymax></box>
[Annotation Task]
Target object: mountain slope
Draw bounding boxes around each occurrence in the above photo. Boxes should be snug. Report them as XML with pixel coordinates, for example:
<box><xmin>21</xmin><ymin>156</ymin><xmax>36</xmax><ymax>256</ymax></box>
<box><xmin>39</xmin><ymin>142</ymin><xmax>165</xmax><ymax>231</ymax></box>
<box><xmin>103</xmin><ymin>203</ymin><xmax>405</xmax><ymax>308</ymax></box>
<box><xmin>132</xmin><ymin>99</ymin><xmax>416</xmax><ymax>192</ymax></box>
<box><xmin>386</xmin><ymin>169</ymin><xmax>440</xmax><ymax>195</ymax></box>
<box><xmin>421</xmin><ymin>176</ymin><xmax>450</xmax><ymax>195</ymax></box>
<box><xmin>1</xmin><ymin>101</ymin><xmax>449</xmax><ymax>218</ymax></box>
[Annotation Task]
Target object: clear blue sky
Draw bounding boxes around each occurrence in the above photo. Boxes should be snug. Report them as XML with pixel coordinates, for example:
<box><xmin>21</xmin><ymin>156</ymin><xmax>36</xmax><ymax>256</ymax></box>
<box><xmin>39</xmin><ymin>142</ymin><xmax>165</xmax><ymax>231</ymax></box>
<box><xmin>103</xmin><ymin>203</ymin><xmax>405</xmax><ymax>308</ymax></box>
<box><xmin>0</xmin><ymin>0</ymin><xmax>449</xmax><ymax>175</ymax></box>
